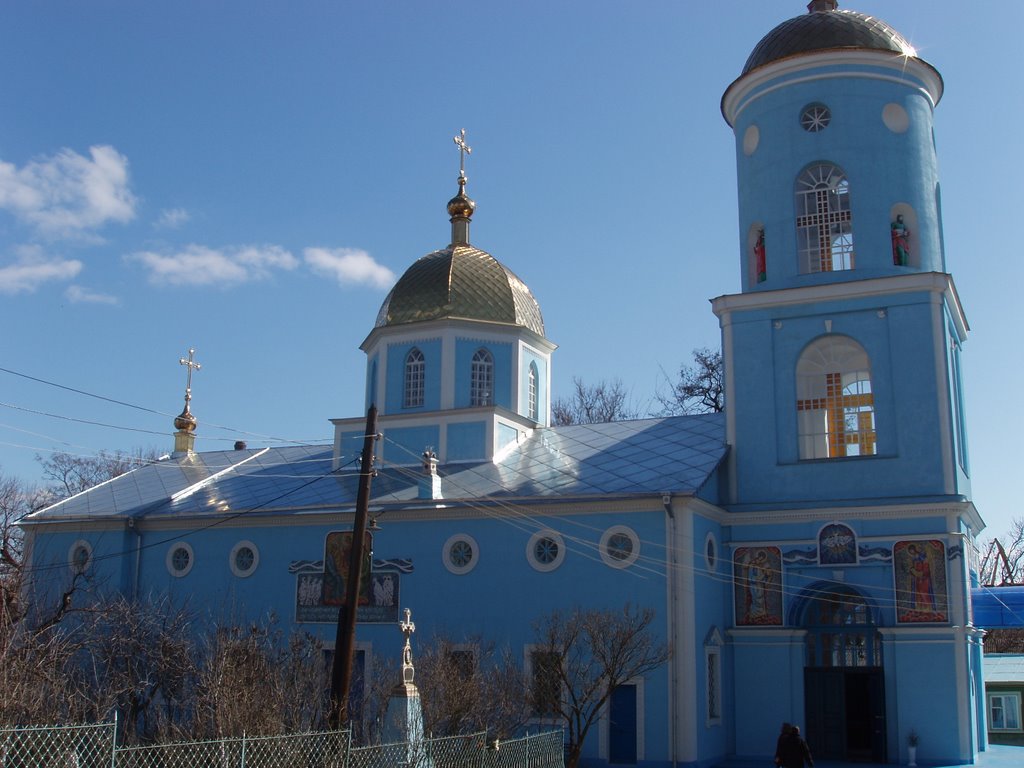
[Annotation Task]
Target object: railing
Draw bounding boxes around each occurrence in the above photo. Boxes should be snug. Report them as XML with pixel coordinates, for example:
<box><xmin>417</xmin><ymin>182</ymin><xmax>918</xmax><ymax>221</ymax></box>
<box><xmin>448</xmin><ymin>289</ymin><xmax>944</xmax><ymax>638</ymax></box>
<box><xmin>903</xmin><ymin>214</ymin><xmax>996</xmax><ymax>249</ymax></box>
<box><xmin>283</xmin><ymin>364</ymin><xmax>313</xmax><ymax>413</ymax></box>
<box><xmin>0</xmin><ymin>722</ymin><xmax>564</xmax><ymax>768</ymax></box>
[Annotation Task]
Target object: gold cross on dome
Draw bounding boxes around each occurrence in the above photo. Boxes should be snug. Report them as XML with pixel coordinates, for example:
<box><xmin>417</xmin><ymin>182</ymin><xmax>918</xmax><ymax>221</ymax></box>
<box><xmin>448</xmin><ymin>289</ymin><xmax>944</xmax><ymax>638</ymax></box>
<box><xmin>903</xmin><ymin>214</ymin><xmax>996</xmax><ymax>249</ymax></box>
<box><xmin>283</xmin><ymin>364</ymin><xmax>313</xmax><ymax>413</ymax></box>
<box><xmin>453</xmin><ymin>129</ymin><xmax>472</xmax><ymax>176</ymax></box>
<box><xmin>178</xmin><ymin>348</ymin><xmax>201</xmax><ymax>401</ymax></box>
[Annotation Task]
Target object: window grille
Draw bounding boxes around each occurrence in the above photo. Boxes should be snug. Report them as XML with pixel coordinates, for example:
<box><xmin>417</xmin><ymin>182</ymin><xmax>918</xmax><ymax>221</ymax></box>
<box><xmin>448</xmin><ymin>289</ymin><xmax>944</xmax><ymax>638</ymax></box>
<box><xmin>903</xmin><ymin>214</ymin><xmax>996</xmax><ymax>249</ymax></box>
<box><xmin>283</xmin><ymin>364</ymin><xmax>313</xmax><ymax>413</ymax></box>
<box><xmin>796</xmin><ymin>164</ymin><xmax>854</xmax><ymax>273</ymax></box>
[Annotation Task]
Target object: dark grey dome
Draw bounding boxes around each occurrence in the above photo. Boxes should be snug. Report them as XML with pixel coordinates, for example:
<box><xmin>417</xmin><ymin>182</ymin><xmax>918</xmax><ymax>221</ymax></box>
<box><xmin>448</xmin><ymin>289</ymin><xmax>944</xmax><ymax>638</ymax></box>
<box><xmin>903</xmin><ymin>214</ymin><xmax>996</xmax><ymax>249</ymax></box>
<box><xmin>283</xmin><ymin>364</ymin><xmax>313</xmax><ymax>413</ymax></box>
<box><xmin>742</xmin><ymin>9</ymin><xmax>916</xmax><ymax>75</ymax></box>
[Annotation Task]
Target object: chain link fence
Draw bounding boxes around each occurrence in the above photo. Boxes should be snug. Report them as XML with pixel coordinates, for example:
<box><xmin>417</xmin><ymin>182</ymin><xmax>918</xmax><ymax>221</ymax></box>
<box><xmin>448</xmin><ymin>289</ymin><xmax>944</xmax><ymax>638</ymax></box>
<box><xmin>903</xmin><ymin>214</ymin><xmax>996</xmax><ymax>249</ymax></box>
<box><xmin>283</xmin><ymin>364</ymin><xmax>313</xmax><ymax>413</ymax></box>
<box><xmin>0</xmin><ymin>723</ymin><xmax>564</xmax><ymax>768</ymax></box>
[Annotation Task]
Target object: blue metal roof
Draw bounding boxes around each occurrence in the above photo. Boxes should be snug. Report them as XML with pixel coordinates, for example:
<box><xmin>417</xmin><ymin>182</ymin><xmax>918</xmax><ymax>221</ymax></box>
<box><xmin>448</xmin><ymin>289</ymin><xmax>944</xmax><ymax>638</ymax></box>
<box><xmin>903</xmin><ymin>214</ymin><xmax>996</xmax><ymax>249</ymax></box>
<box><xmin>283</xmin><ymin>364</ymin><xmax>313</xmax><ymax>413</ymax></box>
<box><xmin>24</xmin><ymin>413</ymin><xmax>727</xmax><ymax>523</ymax></box>
<box><xmin>973</xmin><ymin>587</ymin><xmax>1024</xmax><ymax>628</ymax></box>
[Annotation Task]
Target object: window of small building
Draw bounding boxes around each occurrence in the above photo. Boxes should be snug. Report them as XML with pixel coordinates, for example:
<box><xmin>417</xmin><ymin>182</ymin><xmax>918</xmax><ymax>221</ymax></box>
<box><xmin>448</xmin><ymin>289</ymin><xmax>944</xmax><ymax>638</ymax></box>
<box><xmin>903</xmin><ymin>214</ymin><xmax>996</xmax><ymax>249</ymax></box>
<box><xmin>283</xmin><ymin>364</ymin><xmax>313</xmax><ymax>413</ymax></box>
<box><xmin>989</xmin><ymin>693</ymin><xmax>1022</xmax><ymax>732</ymax></box>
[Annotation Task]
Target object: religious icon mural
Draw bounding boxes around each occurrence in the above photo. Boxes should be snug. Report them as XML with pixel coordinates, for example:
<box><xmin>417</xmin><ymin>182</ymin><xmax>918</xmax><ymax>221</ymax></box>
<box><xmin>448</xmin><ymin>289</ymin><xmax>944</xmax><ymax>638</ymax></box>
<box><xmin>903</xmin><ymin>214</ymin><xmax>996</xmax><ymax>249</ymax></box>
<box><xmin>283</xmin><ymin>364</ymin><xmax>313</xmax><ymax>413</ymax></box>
<box><xmin>290</xmin><ymin>552</ymin><xmax>409</xmax><ymax>626</ymax></box>
<box><xmin>894</xmin><ymin>539</ymin><xmax>948</xmax><ymax>623</ymax></box>
<box><xmin>734</xmin><ymin>546</ymin><xmax>783</xmax><ymax>626</ymax></box>
<box><xmin>819</xmin><ymin>522</ymin><xmax>857</xmax><ymax>565</ymax></box>
<box><xmin>323</xmin><ymin>530</ymin><xmax>373</xmax><ymax>606</ymax></box>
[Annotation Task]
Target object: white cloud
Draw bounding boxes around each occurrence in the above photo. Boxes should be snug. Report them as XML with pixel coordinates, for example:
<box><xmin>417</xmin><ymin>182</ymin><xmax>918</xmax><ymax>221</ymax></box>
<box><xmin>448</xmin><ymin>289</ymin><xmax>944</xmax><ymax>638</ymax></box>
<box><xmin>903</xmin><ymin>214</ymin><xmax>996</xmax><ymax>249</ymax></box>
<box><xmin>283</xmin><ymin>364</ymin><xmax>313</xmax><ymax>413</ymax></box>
<box><xmin>304</xmin><ymin>247</ymin><xmax>395</xmax><ymax>289</ymax></box>
<box><xmin>65</xmin><ymin>284</ymin><xmax>119</xmax><ymax>305</ymax></box>
<box><xmin>155</xmin><ymin>208</ymin><xmax>190</xmax><ymax>229</ymax></box>
<box><xmin>0</xmin><ymin>145</ymin><xmax>137</xmax><ymax>237</ymax></box>
<box><xmin>0</xmin><ymin>246</ymin><xmax>82</xmax><ymax>294</ymax></box>
<box><xmin>126</xmin><ymin>244</ymin><xmax>298</xmax><ymax>286</ymax></box>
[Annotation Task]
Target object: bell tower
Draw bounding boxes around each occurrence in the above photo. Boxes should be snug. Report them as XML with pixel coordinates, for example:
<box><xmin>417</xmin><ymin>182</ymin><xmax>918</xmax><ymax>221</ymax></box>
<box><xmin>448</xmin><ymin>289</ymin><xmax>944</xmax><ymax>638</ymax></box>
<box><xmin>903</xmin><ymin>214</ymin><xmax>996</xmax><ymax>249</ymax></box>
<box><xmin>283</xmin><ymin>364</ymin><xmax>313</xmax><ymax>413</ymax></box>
<box><xmin>713</xmin><ymin>3</ymin><xmax>970</xmax><ymax>509</ymax></box>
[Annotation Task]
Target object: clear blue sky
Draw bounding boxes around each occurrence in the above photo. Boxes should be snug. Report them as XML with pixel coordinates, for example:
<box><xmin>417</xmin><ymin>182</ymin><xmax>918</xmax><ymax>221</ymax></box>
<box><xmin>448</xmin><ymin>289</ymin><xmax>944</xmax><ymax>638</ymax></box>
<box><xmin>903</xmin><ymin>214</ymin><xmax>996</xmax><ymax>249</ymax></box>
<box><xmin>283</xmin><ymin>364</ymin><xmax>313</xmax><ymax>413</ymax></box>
<box><xmin>1</xmin><ymin>2</ymin><xmax>1020</xmax><ymax>540</ymax></box>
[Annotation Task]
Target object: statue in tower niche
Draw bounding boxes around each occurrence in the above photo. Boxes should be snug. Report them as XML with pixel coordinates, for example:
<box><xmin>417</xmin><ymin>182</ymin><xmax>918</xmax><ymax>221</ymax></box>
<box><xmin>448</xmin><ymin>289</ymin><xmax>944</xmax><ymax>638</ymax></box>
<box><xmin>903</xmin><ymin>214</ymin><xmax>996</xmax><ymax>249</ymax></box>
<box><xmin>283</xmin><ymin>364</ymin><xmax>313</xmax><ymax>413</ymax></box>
<box><xmin>754</xmin><ymin>228</ymin><xmax>767</xmax><ymax>282</ymax></box>
<box><xmin>891</xmin><ymin>214</ymin><xmax>910</xmax><ymax>266</ymax></box>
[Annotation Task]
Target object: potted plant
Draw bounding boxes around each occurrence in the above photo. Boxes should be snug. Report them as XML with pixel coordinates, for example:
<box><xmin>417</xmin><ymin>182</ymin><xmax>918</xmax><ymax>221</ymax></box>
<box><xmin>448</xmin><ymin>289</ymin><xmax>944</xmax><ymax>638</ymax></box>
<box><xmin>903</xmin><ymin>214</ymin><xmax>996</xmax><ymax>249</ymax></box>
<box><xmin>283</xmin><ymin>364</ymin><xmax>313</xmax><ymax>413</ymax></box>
<box><xmin>908</xmin><ymin>730</ymin><xmax>919</xmax><ymax>767</ymax></box>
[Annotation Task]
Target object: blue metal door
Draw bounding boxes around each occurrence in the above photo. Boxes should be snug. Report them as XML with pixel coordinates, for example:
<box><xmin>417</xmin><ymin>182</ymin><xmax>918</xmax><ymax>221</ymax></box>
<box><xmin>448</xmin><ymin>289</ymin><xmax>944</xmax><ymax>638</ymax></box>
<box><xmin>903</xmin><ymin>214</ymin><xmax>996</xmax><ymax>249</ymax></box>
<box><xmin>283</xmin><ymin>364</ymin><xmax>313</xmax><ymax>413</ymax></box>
<box><xmin>609</xmin><ymin>684</ymin><xmax>637</xmax><ymax>764</ymax></box>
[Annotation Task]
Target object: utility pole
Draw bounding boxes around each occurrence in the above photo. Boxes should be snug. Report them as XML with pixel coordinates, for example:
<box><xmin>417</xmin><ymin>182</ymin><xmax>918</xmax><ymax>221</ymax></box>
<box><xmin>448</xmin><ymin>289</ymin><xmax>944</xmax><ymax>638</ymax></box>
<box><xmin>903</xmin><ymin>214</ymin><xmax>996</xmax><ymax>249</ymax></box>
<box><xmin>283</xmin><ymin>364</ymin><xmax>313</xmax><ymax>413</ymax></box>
<box><xmin>330</xmin><ymin>404</ymin><xmax>378</xmax><ymax>728</ymax></box>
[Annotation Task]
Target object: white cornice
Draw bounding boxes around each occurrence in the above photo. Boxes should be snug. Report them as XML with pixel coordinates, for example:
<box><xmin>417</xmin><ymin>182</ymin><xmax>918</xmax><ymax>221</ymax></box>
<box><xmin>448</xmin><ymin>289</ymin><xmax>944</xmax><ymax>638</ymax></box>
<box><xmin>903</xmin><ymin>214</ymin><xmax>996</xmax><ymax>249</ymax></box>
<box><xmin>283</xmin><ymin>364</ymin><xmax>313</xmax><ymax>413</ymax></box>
<box><xmin>361</xmin><ymin>317</ymin><xmax>556</xmax><ymax>355</ymax></box>
<box><xmin>718</xmin><ymin>500</ymin><xmax>980</xmax><ymax>530</ymax></box>
<box><xmin>711</xmin><ymin>272</ymin><xmax>969</xmax><ymax>340</ymax></box>
<box><xmin>722</xmin><ymin>50</ymin><xmax>943</xmax><ymax>126</ymax></box>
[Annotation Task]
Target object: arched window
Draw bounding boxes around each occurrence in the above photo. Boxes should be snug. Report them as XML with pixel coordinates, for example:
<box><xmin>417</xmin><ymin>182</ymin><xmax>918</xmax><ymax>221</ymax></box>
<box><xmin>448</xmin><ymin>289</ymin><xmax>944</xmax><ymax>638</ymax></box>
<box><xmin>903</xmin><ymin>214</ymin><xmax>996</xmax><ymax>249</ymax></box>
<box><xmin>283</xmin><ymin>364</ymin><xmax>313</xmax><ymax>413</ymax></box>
<box><xmin>796</xmin><ymin>336</ymin><xmax>875</xmax><ymax>459</ymax></box>
<box><xmin>800</xmin><ymin>586</ymin><xmax>880</xmax><ymax>668</ymax></box>
<box><xmin>795</xmin><ymin>164</ymin><xmax>854</xmax><ymax>273</ymax></box>
<box><xmin>470</xmin><ymin>348</ymin><xmax>493</xmax><ymax>406</ymax></box>
<box><xmin>528</xmin><ymin>362</ymin><xmax>539</xmax><ymax>421</ymax></box>
<box><xmin>404</xmin><ymin>348</ymin><xmax>425</xmax><ymax>408</ymax></box>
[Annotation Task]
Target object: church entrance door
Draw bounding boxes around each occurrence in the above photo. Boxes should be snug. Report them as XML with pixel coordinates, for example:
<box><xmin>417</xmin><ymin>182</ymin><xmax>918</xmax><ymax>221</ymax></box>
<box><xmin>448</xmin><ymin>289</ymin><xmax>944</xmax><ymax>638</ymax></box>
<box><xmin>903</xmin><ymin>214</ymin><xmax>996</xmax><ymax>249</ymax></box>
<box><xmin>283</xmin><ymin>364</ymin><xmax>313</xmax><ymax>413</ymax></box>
<box><xmin>804</xmin><ymin>665</ymin><xmax>886</xmax><ymax>762</ymax></box>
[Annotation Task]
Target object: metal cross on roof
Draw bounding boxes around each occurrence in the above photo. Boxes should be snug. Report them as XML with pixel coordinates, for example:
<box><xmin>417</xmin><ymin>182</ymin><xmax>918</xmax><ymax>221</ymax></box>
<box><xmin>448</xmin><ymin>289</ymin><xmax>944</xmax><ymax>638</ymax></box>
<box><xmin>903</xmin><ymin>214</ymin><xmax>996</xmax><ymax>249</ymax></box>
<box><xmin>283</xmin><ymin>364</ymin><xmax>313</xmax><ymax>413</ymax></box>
<box><xmin>453</xmin><ymin>129</ymin><xmax>472</xmax><ymax>177</ymax></box>
<box><xmin>178</xmin><ymin>348</ymin><xmax>201</xmax><ymax>402</ymax></box>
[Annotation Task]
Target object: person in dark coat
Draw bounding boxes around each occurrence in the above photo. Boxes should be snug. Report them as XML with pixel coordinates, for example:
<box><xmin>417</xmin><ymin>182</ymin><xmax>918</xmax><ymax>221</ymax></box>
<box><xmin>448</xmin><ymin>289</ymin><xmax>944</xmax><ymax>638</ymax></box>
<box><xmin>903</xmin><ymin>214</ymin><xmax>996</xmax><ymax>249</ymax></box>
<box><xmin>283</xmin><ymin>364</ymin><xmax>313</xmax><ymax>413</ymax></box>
<box><xmin>774</xmin><ymin>722</ymin><xmax>792</xmax><ymax>766</ymax></box>
<box><xmin>777</xmin><ymin>725</ymin><xmax>814</xmax><ymax>768</ymax></box>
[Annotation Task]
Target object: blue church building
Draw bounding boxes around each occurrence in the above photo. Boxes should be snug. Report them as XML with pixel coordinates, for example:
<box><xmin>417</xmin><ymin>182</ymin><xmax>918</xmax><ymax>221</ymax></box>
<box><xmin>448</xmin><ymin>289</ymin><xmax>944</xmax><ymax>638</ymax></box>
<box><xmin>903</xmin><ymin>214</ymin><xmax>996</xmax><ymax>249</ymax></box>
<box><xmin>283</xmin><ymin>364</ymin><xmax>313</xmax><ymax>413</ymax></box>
<box><xmin>22</xmin><ymin>3</ymin><xmax>989</xmax><ymax>766</ymax></box>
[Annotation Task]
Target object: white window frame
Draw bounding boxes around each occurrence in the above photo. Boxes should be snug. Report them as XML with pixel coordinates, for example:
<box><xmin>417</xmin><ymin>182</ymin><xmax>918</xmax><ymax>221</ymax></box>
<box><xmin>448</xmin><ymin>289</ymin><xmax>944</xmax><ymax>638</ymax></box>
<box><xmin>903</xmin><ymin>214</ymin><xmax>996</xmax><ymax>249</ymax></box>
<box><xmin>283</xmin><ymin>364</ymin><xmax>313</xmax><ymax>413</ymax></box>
<box><xmin>599</xmin><ymin>525</ymin><xmax>640</xmax><ymax>569</ymax></box>
<box><xmin>442</xmin><ymin>533</ymin><xmax>479</xmax><ymax>575</ymax></box>
<box><xmin>229</xmin><ymin>540</ymin><xmax>259</xmax><ymax>578</ymax></box>
<box><xmin>989</xmin><ymin>692</ymin><xmax>1022</xmax><ymax>732</ymax></box>
<box><xmin>403</xmin><ymin>347</ymin><xmax>425</xmax><ymax>408</ymax></box>
<box><xmin>527</xmin><ymin>529</ymin><xmax>566</xmax><ymax>572</ymax></box>
<box><xmin>167</xmin><ymin>542</ymin><xmax>195</xmax><ymax>578</ymax></box>
<box><xmin>470</xmin><ymin>348</ymin><xmax>494</xmax><ymax>406</ymax></box>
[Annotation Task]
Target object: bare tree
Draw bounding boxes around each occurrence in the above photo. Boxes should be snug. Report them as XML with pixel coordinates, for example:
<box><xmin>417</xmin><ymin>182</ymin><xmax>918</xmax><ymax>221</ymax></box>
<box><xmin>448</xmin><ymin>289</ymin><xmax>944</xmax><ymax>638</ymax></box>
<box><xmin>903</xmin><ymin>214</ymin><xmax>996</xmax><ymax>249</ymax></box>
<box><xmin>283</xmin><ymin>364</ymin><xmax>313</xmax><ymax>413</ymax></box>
<box><xmin>196</xmin><ymin>618</ymin><xmax>328</xmax><ymax>738</ymax></box>
<box><xmin>531</xmin><ymin>604</ymin><xmax>670</xmax><ymax>768</ymax></box>
<box><xmin>656</xmin><ymin>347</ymin><xmax>724</xmax><ymax>415</ymax></box>
<box><xmin>980</xmin><ymin>522</ymin><xmax>1024</xmax><ymax>586</ymax></box>
<box><xmin>413</xmin><ymin>636</ymin><xmax>530</xmax><ymax>739</ymax></box>
<box><xmin>37</xmin><ymin>448</ymin><xmax>161</xmax><ymax>501</ymax></box>
<box><xmin>551</xmin><ymin>378</ymin><xmax>641</xmax><ymax>426</ymax></box>
<box><xmin>77</xmin><ymin>594</ymin><xmax>199</xmax><ymax>742</ymax></box>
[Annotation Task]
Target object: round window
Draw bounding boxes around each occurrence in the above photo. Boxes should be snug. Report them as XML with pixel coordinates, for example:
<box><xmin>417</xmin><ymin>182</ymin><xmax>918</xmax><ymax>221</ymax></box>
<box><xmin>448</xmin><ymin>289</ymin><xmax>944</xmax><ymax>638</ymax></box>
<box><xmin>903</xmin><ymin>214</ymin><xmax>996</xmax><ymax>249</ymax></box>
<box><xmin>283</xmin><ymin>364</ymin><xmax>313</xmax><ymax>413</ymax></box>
<box><xmin>599</xmin><ymin>526</ymin><xmax>640</xmax><ymax>568</ymax></box>
<box><xmin>800</xmin><ymin>103</ymin><xmax>831</xmax><ymax>132</ymax></box>
<box><xmin>443</xmin><ymin>534</ymin><xmax>479</xmax><ymax>575</ymax></box>
<box><xmin>68</xmin><ymin>540</ymin><xmax>93</xmax><ymax>575</ymax></box>
<box><xmin>527</xmin><ymin>530</ymin><xmax>566</xmax><ymax>572</ymax></box>
<box><xmin>704</xmin><ymin>532</ymin><xmax>718</xmax><ymax>572</ymax></box>
<box><xmin>166</xmin><ymin>542</ymin><xmax>195</xmax><ymax>577</ymax></box>
<box><xmin>229</xmin><ymin>540</ymin><xmax>259</xmax><ymax>578</ymax></box>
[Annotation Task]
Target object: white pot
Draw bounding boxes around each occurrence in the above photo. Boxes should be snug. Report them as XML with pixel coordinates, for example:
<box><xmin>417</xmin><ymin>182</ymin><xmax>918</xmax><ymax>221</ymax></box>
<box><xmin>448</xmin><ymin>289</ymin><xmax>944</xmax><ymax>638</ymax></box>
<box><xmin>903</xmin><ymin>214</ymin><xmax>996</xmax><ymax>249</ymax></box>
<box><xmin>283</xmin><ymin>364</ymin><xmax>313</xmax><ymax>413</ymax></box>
<box><xmin>908</xmin><ymin>745</ymin><xmax>917</xmax><ymax>767</ymax></box>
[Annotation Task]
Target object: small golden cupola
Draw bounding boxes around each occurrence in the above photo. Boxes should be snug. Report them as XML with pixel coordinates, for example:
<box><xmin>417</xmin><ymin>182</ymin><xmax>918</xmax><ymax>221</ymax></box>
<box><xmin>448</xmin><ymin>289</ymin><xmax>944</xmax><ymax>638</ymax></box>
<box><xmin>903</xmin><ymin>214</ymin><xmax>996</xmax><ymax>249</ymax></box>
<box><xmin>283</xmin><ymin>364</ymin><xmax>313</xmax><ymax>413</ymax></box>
<box><xmin>447</xmin><ymin>128</ymin><xmax>476</xmax><ymax>246</ymax></box>
<box><xmin>173</xmin><ymin>347</ymin><xmax>201</xmax><ymax>456</ymax></box>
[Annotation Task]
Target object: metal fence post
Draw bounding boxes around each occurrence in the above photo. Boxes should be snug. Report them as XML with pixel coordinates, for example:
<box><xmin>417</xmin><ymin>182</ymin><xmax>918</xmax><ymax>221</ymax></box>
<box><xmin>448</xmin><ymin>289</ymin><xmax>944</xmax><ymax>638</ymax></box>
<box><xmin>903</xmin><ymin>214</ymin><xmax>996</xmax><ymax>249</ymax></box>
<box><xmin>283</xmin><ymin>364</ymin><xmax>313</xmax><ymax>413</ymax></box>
<box><xmin>240</xmin><ymin>732</ymin><xmax>246</xmax><ymax>768</ymax></box>
<box><xmin>109</xmin><ymin>712</ymin><xmax>118</xmax><ymax>768</ymax></box>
